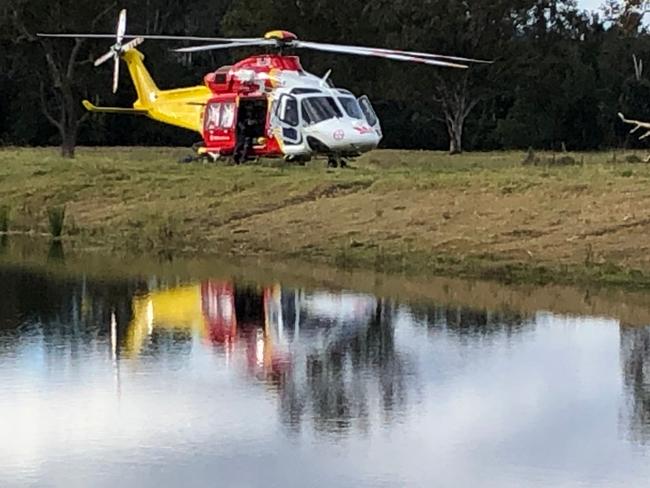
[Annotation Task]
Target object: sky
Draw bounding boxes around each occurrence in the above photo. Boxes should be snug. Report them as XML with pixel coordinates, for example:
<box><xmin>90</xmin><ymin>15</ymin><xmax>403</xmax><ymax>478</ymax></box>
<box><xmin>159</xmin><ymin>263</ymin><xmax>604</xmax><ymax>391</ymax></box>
<box><xmin>580</xmin><ymin>0</ymin><xmax>603</xmax><ymax>12</ymax></box>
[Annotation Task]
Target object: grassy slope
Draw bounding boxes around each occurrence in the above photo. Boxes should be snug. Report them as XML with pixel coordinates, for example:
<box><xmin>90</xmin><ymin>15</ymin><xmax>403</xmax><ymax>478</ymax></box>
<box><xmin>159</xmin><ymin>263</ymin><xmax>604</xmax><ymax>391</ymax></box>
<box><xmin>2</xmin><ymin>146</ymin><xmax>650</xmax><ymax>288</ymax></box>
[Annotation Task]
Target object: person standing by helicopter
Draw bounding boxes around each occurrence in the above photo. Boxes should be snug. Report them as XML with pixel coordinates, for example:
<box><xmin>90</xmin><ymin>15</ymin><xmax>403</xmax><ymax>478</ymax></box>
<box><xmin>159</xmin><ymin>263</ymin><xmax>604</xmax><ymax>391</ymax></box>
<box><xmin>233</xmin><ymin>106</ymin><xmax>257</xmax><ymax>164</ymax></box>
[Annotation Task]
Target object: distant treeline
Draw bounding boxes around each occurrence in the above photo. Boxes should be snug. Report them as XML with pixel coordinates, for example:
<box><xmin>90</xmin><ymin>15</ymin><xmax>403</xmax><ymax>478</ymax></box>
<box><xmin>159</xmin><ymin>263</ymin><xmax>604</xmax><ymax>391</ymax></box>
<box><xmin>2</xmin><ymin>0</ymin><xmax>650</xmax><ymax>154</ymax></box>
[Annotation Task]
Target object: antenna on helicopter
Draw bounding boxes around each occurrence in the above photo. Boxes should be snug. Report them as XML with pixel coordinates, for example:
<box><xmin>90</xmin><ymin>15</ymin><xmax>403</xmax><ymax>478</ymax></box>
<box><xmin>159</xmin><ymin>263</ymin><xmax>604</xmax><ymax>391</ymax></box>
<box><xmin>320</xmin><ymin>70</ymin><xmax>332</xmax><ymax>87</ymax></box>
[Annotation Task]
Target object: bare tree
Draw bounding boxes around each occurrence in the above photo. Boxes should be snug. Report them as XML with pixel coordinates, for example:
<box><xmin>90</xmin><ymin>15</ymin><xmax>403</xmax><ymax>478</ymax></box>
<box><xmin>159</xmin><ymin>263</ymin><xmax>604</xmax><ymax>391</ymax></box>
<box><xmin>433</xmin><ymin>72</ymin><xmax>481</xmax><ymax>155</ymax></box>
<box><xmin>362</xmin><ymin>0</ymin><xmax>537</xmax><ymax>154</ymax></box>
<box><xmin>8</xmin><ymin>1</ymin><xmax>115</xmax><ymax>158</ymax></box>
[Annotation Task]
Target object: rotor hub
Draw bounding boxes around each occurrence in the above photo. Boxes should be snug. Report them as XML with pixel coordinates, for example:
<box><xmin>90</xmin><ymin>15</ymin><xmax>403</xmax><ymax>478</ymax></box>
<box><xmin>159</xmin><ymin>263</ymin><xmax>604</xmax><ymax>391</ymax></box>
<box><xmin>263</xmin><ymin>30</ymin><xmax>298</xmax><ymax>43</ymax></box>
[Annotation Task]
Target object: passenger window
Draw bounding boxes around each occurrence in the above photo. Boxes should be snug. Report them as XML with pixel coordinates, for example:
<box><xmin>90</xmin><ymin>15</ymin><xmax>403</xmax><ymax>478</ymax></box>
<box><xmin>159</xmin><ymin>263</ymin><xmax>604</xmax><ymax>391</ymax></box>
<box><xmin>221</xmin><ymin>102</ymin><xmax>235</xmax><ymax>128</ymax></box>
<box><xmin>204</xmin><ymin>102</ymin><xmax>236</xmax><ymax>130</ymax></box>
<box><xmin>205</xmin><ymin>103</ymin><xmax>222</xmax><ymax>130</ymax></box>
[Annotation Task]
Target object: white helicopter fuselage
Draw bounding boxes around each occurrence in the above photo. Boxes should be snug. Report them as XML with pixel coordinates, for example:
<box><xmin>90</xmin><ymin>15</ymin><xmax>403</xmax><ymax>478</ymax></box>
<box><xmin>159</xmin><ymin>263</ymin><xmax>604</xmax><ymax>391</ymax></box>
<box><xmin>232</xmin><ymin>65</ymin><xmax>383</xmax><ymax>160</ymax></box>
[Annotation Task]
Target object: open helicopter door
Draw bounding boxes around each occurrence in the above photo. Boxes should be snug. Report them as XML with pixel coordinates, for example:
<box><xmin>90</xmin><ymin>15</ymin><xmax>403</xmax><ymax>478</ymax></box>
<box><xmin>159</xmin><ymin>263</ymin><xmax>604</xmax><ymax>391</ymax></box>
<box><xmin>271</xmin><ymin>94</ymin><xmax>303</xmax><ymax>154</ymax></box>
<box><xmin>358</xmin><ymin>95</ymin><xmax>382</xmax><ymax>138</ymax></box>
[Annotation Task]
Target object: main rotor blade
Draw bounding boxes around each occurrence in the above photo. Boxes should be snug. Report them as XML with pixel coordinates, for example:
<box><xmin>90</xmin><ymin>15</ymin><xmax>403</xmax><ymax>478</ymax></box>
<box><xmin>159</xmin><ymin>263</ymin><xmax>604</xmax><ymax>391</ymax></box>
<box><xmin>292</xmin><ymin>41</ymin><xmax>491</xmax><ymax>64</ymax></box>
<box><xmin>294</xmin><ymin>41</ymin><xmax>469</xmax><ymax>69</ymax></box>
<box><xmin>116</xmin><ymin>9</ymin><xmax>127</xmax><ymax>44</ymax></box>
<box><xmin>371</xmin><ymin>47</ymin><xmax>491</xmax><ymax>64</ymax></box>
<box><xmin>37</xmin><ymin>33</ymin><xmax>264</xmax><ymax>43</ymax></box>
<box><xmin>174</xmin><ymin>40</ymin><xmax>275</xmax><ymax>53</ymax></box>
<box><xmin>112</xmin><ymin>56</ymin><xmax>120</xmax><ymax>93</ymax></box>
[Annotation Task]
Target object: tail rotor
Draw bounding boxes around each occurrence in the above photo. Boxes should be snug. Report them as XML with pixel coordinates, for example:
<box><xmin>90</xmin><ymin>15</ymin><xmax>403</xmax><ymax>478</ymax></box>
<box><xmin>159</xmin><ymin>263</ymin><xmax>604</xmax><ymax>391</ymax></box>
<box><xmin>93</xmin><ymin>9</ymin><xmax>143</xmax><ymax>93</ymax></box>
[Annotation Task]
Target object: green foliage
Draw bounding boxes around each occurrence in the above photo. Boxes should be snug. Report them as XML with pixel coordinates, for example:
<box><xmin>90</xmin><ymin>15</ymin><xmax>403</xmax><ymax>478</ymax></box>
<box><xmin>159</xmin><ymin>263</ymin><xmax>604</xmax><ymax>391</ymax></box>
<box><xmin>2</xmin><ymin>1</ymin><xmax>650</xmax><ymax>151</ymax></box>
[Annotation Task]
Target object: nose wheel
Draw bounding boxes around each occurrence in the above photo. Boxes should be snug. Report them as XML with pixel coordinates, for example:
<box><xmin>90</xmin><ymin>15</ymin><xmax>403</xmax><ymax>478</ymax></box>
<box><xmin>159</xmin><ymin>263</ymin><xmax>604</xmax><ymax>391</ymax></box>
<box><xmin>327</xmin><ymin>156</ymin><xmax>349</xmax><ymax>168</ymax></box>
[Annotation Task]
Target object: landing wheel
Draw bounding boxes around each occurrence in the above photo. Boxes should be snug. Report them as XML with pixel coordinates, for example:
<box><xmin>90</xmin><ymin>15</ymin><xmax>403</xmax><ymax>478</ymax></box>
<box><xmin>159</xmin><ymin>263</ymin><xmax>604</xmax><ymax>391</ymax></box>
<box><xmin>178</xmin><ymin>154</ymin><xmax>197</xmax><ymax>164</ymax></box>
<box><xmin>327</xmin><ymin>156</ymin><xmax>351</xmax><ymax>168</ymax></box>
<box><xmin>285</xmin><ymin>155</ymin><xmax>309</xmax><ymax>166</ymax></box>
<box><xmin>179</xmin><ymin>153</ymin><xmax>215</xmax><ymax>164</ymax></box>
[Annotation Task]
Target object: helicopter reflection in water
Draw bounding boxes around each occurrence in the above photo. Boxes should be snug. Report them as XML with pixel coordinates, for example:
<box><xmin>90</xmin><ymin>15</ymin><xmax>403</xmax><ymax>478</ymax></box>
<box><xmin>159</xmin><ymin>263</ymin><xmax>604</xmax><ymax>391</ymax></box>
<box><xmin>125</xmin><ymin>281</ymin><xmax>380</xmax><ymax>383</ymax></box>
<box><xmin>121</xmin><ymin>280</ymin><xmax>418</xmax><ymax>433</ymax></box>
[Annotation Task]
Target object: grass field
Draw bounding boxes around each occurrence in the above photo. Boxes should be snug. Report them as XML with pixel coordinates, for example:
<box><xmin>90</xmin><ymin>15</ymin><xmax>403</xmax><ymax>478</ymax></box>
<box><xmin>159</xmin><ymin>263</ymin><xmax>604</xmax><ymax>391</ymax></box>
<box><xmin>2</xmin><ymin>146</ymin><xmax>650</xmax><ymax>288</ymax></box>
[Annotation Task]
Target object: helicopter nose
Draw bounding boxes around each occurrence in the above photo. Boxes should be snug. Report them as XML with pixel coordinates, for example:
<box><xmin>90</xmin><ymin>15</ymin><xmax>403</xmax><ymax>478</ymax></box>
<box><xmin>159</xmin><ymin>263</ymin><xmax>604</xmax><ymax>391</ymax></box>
<box><xmin>306</xmin><ymin>120</ymin><xmax>380</xmax><ymax>153</ymax></box>
<box><xmin>335</xmin><ymin>126</ymin><xmax>380</xmax><ymax>152</ymax></box>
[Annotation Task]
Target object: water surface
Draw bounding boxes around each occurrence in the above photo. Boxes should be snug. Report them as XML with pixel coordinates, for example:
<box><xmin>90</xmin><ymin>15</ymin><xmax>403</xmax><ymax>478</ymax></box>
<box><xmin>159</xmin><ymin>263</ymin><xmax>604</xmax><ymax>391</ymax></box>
<box><xmin>1</xmin><ymin>265</ymin><xmax>650</xmax><ymax>487</ymax></box>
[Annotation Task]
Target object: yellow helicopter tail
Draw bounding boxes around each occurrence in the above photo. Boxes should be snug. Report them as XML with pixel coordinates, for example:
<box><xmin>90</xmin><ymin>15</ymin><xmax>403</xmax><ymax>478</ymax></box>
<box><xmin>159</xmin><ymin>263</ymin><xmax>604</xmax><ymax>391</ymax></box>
<box><xmin>82</xmin><ymin>47</ymin><xmax>211</xmax><ymax>134</ymax></box>
<box><xmin>122</xmin><ymin>49</ymin><xmax>160</xmax><ymax>110</ymax></box>
<box><xmin>82</xmin><ymin>100</ymin><xmax>148</xmax><ymax>115</ymax></box>
<box><xmin>117</xmin><ymin>48</ymin><xmax>211</xmax><ymax>133</ymax></box>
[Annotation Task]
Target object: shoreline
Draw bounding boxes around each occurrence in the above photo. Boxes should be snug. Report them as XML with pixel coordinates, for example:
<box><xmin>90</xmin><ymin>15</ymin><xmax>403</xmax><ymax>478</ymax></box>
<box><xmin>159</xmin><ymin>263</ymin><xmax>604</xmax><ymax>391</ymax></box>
<box><xmin>2</xmin><ymin>147</ymin><xmax>650</xmax><ymax>290</ymax></box>
<box><xmin>3</xmin><ymin>241</ymin><xmax>650</xmax><ymax>327</ymax></box>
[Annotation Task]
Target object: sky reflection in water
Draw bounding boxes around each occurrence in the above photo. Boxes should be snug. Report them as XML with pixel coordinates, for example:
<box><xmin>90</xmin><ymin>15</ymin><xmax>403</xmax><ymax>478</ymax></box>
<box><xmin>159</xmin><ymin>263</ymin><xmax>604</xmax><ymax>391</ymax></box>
<box><xmin>0</xmin><ymin>268</ymin><xmax>649</xmax><ymax>487</ymax></box>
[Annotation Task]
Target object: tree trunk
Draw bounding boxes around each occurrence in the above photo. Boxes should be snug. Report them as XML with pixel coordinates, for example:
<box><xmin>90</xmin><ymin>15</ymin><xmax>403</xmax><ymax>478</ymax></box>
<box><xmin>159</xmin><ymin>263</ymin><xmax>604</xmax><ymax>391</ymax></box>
<box><xmin>434</xmin><ymin>73</ymin><xmax>478</xmax><ymax>156</ymax></box>
<box><xmin>447</xmin><ymin>116</ymin><xmax>463</xmax><ymax>155</ymax></box>
<box><xmin>56</xmin><ymin>106</ymin><xmax>78</xmax><ymax>159</ymax></box>
<box><xmin>60</xmin><ymin>130</ymin><xmax>76</xmax><ymax>158</ymax></box>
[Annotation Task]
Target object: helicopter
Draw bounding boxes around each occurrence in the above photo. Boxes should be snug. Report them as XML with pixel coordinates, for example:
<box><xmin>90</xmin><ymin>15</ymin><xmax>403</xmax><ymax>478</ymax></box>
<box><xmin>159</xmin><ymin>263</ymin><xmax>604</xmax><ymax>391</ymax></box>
<box><xmin>39</xmin><ymin>9</ymin><xmax>489</xmax><ymax>167</ymax></box>
<box><xmin>125</xmin><ymin>279</ymin><xmax>376</xmax><ymax>381</ymax></box>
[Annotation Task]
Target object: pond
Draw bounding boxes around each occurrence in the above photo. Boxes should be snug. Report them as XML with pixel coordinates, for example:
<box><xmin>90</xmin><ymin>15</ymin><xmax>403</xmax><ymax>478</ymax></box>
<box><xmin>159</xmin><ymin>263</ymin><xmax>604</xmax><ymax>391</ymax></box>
<box><xmin>1</xmin><ymin>260</ymin><xmax>649</xmax><ymax>487</ymax></box>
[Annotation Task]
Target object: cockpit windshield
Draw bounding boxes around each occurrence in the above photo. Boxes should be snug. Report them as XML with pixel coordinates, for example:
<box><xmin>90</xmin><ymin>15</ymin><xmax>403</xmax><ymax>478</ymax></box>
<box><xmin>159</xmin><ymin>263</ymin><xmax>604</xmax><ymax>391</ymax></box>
<box><xmin>338</xmin><ymin>97</ymin><xmax>364</xmax><ymax>120</ymax></box>
<box><xmin>301</xmin><ymin>96</ymin><xmax>343</xmax><ymax>125</ymax></box>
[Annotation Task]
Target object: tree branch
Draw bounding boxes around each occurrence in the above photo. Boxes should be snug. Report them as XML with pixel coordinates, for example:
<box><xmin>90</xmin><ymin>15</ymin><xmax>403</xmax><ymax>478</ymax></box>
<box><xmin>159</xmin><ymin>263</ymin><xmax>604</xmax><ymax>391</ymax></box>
<box><xmin>91</xmin><ymin>2</ymin><xmax>118</xmax><ymax>29</ymax></box>
<box><xmin>39</xmin><ymin>82</ymin><xmax>63</xmax><ymax>131</ymax></box>
<box><xmin>9</xmin><ymin>4</ymin><xmax>36</xmax><ymax>42</ymax></box>
<box><xmin>41</xmin><ymin>40</ymin><xmax>63</xmax><ymax>87</ymax></box>
<box><xmin>79</xmin><ymin>110</ymin><xmax>91</xmax><ymax>126</ymax></box>
<box><xmin>66</xmin><ymin>38</ymin><xmax>85</xmax><ymax>80</ymax></box>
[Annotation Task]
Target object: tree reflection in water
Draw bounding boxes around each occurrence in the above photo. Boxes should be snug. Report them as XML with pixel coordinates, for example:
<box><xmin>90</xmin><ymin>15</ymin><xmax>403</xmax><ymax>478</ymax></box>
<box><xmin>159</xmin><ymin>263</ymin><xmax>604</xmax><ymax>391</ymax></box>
<box><xmin>407</xmin><ymin>303</ymin><xmax>531</xmax><ymax>341</ymax></box>
<box><xmin>0</xmin><ymin>267</ymin><xmax>144</xmax><ymax>360</ymax></box>
<box><xmin>620</xmin><ymin>325</ymin><xmax>650</xmax><ymax>444</ymax></box>
<box><xmin>274</xmin><ymin>300</ymin><xmax>413</xmax><ymax>434</ymax></box>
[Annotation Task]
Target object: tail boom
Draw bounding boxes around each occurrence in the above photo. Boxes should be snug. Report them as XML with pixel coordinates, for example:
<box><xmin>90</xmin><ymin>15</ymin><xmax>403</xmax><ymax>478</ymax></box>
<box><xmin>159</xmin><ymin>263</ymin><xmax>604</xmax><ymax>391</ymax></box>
<box><xmin>85</xmin><ymin>48</ymin><xmax>212</xmax><ymax>134</ymax></box>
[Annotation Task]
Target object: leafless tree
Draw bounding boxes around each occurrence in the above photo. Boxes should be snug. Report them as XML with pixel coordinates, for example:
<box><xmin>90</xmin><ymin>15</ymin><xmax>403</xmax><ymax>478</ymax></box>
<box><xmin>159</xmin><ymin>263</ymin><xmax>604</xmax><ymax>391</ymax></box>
<box><xmin>8</xmin><ymin>1</ymin><xmax>115</xmax><ymax>158</ymax></box>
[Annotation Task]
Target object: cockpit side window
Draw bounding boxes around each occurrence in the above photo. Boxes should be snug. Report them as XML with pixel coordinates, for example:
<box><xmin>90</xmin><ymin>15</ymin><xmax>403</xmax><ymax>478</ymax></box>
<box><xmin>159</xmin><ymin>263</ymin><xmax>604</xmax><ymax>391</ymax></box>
<box><xmin>338</xmin><ymin>97</ymin><xmax>364</xmax><ymax>120</ymax></box>
<box><xmin>301</xmin><ymin>96</ymin><xmax>343</xmax><ymax>125</ymax></box>
<box><xmin>358</xmin><ymin>96</ymin><xmax>378</xmax><ymax>127</ymax></box>
<box><xmin>279</xmin><ymin>96</ymin><xmax>299</xmax><ymax>127</ymax></box>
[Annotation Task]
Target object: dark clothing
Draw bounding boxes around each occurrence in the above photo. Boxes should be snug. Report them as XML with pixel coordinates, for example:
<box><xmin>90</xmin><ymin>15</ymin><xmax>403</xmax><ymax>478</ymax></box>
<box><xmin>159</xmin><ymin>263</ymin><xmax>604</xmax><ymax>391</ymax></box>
<box><xmin>233</xmin><ymin>115</ymin><xmax>257</xmax><ymax>164</ymax></box>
